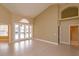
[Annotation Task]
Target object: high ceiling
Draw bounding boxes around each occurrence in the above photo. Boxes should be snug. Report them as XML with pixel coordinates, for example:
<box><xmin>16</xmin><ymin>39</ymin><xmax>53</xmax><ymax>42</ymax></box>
<box><xmin>2</xmin><ymin>3</ymin><xmax>53</xmax><ymax>18</ymax></box>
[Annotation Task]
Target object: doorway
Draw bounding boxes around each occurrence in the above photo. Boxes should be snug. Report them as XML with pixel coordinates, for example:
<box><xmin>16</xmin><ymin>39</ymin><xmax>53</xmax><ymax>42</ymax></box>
<box><xmin>70</xmin><ymin>26</ymin><xmax>79</xmax><ymax>47</ymax></box>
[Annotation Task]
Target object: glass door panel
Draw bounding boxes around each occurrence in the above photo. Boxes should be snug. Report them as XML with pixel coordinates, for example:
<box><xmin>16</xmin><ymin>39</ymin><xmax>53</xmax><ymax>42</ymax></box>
<box><xmin>30</xmin><ymin>25</ymin><xmax>32</xmax><ymax>33</ymax></box>
<box><xmin>29</xmin><ymin>25</ymin><xmax>32</xmax><ymax>38</ymax></box>
<box><xmin>25</xmin><ymin>25</ymin><xmax>29</xmax><ymax>32</ymax></box>
<box><xmin>25</xmin><ymin>33</ymin><xmax>29</xmax><ymax>38</ymax></box>
<box><xmin>30</xmin><ymin>33</ymin><xmax>32</xmax><ymax>38</ymax></box>
<box><xmin>15</xmin><ymin>33</ymin><xmax>19</xmax><ymax>40</ymax></box>
<box><xmin>20</xmin><ymin>24</ymin><xmax>24</xmax><ymax>32</ymax></box>
<box><xmin>14</xmin><ymin>24</ymin><xmax>19</xmax><ymax>40</ymax></box>
<box><xmin>20</xmin><ymin>33</ymin><xmax>24</xmax><ymax>39</ymax></box>
<box><xmin>15</xmin><ymin>24</ymin><xmax>19</xmax><ymax>33</ymax></box>
<box><xmin>25</xmin><ymin>24</ymin><xmax>29</xmax><ymax>39</ymax></box>
<box><xmin>20</xmin><ymin>24</ymin><xmax>25</xmax><ymax>39</ymax></box>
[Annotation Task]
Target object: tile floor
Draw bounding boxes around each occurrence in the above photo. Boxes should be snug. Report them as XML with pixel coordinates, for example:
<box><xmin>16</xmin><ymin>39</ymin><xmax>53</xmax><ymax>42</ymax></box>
<box><xmin>0</xmin><ymin>39</ymin><xmax>79</xmax><ymax>56</ymax></box>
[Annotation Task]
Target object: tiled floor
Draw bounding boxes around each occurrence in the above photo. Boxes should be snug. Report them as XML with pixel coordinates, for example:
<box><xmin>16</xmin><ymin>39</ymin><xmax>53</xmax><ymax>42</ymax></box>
<box><xmin>0</xmin><ymin>39</ymin><xmax>79</xmax><ymax>56</ymax></box>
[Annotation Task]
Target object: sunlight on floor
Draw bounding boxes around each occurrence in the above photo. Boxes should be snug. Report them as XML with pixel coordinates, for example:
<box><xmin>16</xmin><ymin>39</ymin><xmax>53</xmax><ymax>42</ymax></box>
<box><xmin>0</xmin><ymin>43</ymin><xmax>9</xmax><ymax>52</ymax></box>
<box><xmin>14</xmin><ymin>40</ymin><xmax>32</xmax><ymax>51</ymax></box>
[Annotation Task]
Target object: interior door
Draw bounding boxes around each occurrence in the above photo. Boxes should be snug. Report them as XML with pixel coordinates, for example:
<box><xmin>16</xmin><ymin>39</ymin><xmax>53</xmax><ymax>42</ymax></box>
<box><xmin>70</xmin><ymin>26</ymin><xmax>79</xmax><ymax>47</ymax></box>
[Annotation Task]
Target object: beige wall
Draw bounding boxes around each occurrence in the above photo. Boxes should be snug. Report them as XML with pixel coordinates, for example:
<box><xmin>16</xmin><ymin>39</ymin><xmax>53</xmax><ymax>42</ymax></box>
<box><xmin>33</xmin><ymin>5</ymin><xmax>59</xmax><ymax>43</ymax></box>
<box><xmin>0</xmin><ymin>4</ymin><xmax>11</xmax><ymax>24</ymax></box>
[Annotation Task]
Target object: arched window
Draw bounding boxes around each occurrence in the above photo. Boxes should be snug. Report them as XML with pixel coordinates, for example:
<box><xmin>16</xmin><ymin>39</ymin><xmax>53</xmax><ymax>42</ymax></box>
<box><xmin>61</xmin><ymin>7</ymin><xmax>78</xmax><ymax>18</ymax></box>
<box><xmin>19</xmin><ymin>18</ymin><xmax>29</xmax><ymax>23</ymax></box>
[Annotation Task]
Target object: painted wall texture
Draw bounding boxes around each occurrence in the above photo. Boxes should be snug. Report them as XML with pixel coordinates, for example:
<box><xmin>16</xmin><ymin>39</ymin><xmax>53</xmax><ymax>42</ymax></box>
<box><xmin>33</xmin><ymin>5</ymin><xmax>59</xmax><ymax>43</ymax></box>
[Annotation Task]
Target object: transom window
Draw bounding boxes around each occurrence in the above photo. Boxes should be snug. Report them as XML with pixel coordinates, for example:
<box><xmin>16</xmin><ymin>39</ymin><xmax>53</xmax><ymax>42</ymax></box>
<box><xmin>61</xmin><ymin>7</ymin><xmax>78</xmax><ymax>18</ymax></box>
<box><xmin>19</xmin><ymin>18</ymin><xmax>29</xmax><ymax>23</ymax></box>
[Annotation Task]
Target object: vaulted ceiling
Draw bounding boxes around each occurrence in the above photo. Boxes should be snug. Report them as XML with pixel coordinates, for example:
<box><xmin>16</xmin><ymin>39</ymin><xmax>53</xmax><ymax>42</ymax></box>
<box><xmin>2</xmin><ymin>3</ymin><xmax>53</xmax><ymax>18</ymax></box>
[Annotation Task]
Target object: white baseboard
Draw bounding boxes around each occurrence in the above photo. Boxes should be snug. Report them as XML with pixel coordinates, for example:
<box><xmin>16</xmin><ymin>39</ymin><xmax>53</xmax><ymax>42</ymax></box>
<box><xmin>35</xmin><ymin>38</ymin><xmax>58</xmax><ymax>45</ymax></box>
<box><xmin>60</xmin><ymin>41</ymin><xmax>70</xmax><ymax>45</ymax></box>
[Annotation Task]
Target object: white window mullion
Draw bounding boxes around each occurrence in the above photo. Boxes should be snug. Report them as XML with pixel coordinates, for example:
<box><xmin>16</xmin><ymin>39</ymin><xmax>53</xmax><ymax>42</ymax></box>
<box><xmin>28</xmin><ymin>24</ymin><xmax>30</xmax><ymax>39</ymax></box>
<box><xmin>19</xmin><ymin>23</ymin><xmax>20</xmax><ymax>40</ymax></box>
<box><xmin>24</xmin><ymin>24</ymin><xmax>25</xmax><ymax>39</ymax></box>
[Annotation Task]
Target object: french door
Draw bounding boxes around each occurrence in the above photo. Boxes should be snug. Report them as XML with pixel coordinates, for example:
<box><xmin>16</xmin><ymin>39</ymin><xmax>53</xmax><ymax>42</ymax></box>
<box><xmin>14</xmin><ymin>23</ymin><xmax>32</xmax><ymax>41</ymax></box>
